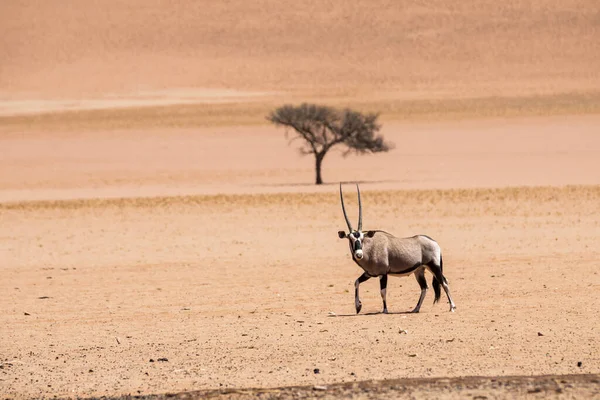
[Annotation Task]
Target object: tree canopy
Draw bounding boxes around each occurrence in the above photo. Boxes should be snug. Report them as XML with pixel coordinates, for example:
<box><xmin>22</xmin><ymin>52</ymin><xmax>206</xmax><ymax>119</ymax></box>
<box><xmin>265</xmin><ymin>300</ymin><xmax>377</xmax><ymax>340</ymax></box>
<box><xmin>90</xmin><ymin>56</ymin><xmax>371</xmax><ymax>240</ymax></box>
<box><xmin>267</xmin><ymin>103</ymin><xmax>393</xmax><ymax>184</ymax></box>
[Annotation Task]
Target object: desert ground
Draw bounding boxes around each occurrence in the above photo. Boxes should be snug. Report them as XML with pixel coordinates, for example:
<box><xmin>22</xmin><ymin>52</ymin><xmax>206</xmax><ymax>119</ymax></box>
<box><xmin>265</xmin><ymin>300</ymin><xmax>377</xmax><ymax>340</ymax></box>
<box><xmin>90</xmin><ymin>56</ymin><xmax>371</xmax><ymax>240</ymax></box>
<box><xmin>1</xmin><ymin>0</ymin><xmax>600</xmax><ymax>399</ymax></box>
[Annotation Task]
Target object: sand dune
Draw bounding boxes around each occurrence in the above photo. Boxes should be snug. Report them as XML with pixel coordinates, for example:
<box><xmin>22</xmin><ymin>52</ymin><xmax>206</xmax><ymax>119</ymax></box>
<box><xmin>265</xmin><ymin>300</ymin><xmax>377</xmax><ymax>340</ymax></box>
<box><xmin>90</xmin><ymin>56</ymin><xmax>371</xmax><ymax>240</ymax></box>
<box><xmin>2</xmin><ymin>0</ymin><xmax>599</xmax><ymax>104</ymax></box>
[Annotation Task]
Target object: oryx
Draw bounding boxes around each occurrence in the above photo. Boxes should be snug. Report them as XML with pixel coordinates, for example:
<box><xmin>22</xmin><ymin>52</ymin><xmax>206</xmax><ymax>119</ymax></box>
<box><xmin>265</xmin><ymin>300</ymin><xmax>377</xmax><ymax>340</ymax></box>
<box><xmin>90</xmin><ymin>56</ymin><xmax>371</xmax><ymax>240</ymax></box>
<box><xmin>337</xmin><ymin>183</ymin><xmax>456</xmax><ymax>314</ymax></box>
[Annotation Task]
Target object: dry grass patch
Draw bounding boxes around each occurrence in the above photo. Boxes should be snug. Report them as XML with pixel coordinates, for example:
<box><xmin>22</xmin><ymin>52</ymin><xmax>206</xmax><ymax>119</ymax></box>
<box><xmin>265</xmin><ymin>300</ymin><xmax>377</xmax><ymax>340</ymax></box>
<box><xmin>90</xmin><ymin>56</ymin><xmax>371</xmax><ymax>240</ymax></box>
<box><xmin>2</xmin><ymin>185</ymin><xmax>598</xmax><ymax>215</ymax></box>
<box><xmin>2</xmin><ymin>92</ymin><xmax>600</xmax><ymax>132</ymax></box>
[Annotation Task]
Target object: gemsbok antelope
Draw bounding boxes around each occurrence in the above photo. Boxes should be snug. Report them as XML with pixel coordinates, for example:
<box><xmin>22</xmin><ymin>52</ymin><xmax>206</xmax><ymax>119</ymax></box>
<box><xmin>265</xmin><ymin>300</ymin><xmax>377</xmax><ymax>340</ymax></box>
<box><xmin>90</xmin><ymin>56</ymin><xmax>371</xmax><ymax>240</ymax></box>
<box><xmin>337</xmin><ymin>183</ymin><xmax>456</xmax><ymax>314</ymax></box>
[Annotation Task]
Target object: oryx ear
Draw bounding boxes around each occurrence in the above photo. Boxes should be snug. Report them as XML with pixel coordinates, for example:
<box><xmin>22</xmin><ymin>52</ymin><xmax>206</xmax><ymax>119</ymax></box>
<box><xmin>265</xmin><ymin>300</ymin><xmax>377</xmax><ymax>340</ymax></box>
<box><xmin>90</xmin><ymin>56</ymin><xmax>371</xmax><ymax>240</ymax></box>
<box><xmin>338</xmin><ymin>231</ymin><xmax>347</xmax><ymax>239</ymax></box>
<box><xmin>365</xmin><ymin>231</ymin><xmax>376</xmax><ymax>238</ymax></box>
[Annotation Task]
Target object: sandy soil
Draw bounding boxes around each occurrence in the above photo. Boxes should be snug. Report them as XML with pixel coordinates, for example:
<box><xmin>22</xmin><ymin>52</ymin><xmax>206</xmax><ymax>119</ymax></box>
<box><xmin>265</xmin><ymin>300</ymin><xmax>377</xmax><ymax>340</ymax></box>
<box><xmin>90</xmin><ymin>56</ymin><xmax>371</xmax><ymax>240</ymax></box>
<box><xmin>2</xmin><ymin>1</ymin><xmax>600</xmax><ymax>399</ymax></box>
<box><xmin>1</xmin><ymin>116</ymin><xmax>599</xmax><ymax>203</ymax></box>
<box><xmin>1</xmin><ymin>128</ymin><xmax>599</xmax><ymax>398</ymax></box>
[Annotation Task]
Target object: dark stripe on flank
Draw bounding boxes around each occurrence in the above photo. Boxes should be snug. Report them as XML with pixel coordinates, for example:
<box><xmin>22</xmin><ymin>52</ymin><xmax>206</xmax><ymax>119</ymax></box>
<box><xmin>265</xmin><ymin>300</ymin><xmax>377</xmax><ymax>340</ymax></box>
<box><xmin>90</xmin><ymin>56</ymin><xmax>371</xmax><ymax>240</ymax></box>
<box><xmin>390</xmin><ymin>262</ymin><xmax>422</xmax><ymax>276</ymax></box>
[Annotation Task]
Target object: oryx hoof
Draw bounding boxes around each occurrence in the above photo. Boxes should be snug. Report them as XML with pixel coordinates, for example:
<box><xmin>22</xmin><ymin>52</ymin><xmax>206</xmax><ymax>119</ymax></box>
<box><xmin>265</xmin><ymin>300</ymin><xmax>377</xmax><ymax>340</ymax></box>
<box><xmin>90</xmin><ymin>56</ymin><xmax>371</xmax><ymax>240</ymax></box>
<box><xmin>449</xmin><ymin>305</ymin><xmax>456</xmax><ymax>312</ymax></box>
<box><xmin>356</xmin><ymin>303</ymin><xmax>362</xmax><ymax>314</ymax></box>
<box><xmin>410</xmin><ymin>308</ymin><xmax>420</xmax><ymax>314</ymax></box>
<box><xmin>382</xmin><ymin>308</ymin><xmax>389</xmax><ymax>314</ymax></box>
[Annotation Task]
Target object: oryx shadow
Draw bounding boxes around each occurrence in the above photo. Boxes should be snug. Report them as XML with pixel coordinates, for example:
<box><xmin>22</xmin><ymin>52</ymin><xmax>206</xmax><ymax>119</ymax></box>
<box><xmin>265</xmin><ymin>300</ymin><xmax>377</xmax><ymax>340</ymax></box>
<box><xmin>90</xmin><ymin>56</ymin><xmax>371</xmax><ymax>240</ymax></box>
<box><xmin>329</xmin><ymin>310</ymin><xmax>414</xmax><ymax>317</ymax></box>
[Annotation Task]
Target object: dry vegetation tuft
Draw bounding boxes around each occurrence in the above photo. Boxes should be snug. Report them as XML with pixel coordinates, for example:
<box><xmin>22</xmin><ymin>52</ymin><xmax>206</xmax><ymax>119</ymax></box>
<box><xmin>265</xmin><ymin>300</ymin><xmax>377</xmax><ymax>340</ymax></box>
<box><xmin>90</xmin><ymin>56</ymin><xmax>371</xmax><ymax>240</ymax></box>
<box><xmin>2</xmin><ymin>185</ymin><xmax>598</xmax><ymax>213</ymax></box>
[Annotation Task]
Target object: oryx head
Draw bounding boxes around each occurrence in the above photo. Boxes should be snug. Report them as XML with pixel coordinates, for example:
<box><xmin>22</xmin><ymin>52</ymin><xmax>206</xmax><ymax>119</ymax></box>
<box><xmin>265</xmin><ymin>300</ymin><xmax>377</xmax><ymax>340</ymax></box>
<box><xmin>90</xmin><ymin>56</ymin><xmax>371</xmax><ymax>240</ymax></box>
<box><xmin>338</xmin><ymin>183</ymin><xmax>373</xmax><ymax>260</ymax></box>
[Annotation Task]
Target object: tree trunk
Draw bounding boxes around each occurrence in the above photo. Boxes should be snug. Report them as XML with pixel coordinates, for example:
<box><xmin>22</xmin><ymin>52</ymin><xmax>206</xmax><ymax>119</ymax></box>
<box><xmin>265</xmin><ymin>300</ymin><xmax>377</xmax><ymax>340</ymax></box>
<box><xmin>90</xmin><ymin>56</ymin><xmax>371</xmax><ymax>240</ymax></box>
<box><xmin>315</xmin><ymin>152</ymin><xmax>325</xmax><ymax>185</ymax></box>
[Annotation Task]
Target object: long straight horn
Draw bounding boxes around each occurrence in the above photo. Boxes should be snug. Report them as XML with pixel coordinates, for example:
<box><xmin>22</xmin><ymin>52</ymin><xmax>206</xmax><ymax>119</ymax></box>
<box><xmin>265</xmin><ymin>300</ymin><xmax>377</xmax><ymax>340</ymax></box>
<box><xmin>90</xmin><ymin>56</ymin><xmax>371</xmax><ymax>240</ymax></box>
<box><xmin>340</xmin><ymin>183</ymin><xmax>353</xmax><ymax>231</ymax></box>
<box><xmin>356</xmin><ymin>183</ymin><xmax>363</xmax><ymax>231</ymax></box>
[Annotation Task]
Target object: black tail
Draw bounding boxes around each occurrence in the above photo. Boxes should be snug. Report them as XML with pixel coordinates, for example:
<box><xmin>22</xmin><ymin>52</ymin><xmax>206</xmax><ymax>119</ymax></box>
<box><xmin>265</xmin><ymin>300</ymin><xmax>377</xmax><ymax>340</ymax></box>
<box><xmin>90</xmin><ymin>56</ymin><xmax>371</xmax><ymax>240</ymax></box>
<box><xmin>432</xmin><ymin>253</ymin><xmax>443</xmax><ymax>303</ymax></box>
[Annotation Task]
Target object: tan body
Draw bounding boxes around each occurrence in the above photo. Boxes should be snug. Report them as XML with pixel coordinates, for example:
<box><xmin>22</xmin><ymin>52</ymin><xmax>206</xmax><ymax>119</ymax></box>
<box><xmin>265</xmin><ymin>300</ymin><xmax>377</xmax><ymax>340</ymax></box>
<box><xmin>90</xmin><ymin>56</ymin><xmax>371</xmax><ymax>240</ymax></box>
<box><xmin>352</xmin><ymin>231</ymin><xmax>440</xmax><ymax>277</ymax></box>
<box><xmin>338</xmin><ymin>183</ymin><xmax>456</xmax><ymax>314</ymax></box>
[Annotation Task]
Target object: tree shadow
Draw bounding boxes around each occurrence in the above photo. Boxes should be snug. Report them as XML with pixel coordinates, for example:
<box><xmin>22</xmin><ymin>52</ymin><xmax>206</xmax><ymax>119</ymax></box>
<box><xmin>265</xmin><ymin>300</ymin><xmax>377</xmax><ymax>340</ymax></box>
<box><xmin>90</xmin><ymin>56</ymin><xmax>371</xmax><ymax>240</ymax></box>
<box><xmin>254</xmin><ymin>179</ymin><xmax>400</xmax><ymax>188</ymax></box>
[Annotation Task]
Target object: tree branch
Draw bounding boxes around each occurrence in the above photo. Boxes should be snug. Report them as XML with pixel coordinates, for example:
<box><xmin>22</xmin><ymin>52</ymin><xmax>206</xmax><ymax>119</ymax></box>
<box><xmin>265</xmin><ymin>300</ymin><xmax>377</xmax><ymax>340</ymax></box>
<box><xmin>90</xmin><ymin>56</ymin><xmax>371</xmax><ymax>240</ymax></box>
<box><xmin>267</xmin><ymin>103</ymin><xmax>393</xmax><ymax>184</ymax></box>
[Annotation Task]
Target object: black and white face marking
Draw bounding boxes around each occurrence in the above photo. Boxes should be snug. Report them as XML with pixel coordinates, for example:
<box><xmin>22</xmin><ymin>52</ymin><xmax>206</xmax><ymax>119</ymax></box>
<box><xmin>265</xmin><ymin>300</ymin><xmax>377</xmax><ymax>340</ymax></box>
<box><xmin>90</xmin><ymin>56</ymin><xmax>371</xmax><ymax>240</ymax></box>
<box><xmin>348</xmin><ymin>230</ymin><xmax>364</xmax><ymax>260</ymax></box>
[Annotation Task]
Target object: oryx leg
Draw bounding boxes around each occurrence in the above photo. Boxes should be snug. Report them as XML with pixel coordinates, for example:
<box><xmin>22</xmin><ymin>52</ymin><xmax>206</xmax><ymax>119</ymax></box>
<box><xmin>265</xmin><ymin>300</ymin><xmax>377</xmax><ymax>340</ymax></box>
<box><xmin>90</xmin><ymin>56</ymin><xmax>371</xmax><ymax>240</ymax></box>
<box><xmin>429</xmin><ymin>264</ymin><xmax>456</xmax><ymax>312</ymax></box>
<box><xmin>411</xmin><ymin>267</ymin><xmax>428</xmax><ymax>313</ymax></box>
<box><xmin>441</xmin><ymin>275</ymin><xmax>456</xmax><ymax>312</ymax></box>
<box><xmin>354</xmin><ymin>272</ymin><xmax>370</xmax><ymax>314</ymax></box>
<box><xmin>379</xmin><ymin>274</ymin><xmax>388</xmax><ymax>314</ymax></box>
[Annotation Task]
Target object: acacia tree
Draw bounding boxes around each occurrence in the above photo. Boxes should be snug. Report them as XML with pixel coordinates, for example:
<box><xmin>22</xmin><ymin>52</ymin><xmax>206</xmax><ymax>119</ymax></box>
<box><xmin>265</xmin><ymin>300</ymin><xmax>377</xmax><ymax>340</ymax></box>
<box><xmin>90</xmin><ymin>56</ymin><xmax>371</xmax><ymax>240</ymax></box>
<box><xmin>267</xmin><ymin>103</ymin><xmax>393</xmax><ymax>185</ymax></box>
